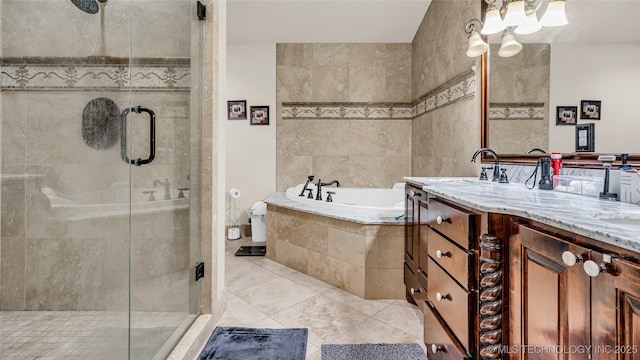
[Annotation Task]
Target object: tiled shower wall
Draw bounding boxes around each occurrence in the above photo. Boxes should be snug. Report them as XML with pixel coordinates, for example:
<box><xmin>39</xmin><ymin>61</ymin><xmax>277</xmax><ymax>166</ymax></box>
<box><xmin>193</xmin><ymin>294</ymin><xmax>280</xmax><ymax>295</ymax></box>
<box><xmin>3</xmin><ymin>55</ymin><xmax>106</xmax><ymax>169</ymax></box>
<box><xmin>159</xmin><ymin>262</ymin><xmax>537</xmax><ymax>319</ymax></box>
<box><xmin>0</xmin><ymin>0</ymin><xmax>198</xmax><ymax>312</ymax></box>
<box><xmin>275</xmin><ymin>44</ymin><xmax>413</xmax><ymax>191</ymax></box>
<box><xmin>411</xmin><ymin>0</ymin><xmax>482</xmax><ymax>177</ymax></box>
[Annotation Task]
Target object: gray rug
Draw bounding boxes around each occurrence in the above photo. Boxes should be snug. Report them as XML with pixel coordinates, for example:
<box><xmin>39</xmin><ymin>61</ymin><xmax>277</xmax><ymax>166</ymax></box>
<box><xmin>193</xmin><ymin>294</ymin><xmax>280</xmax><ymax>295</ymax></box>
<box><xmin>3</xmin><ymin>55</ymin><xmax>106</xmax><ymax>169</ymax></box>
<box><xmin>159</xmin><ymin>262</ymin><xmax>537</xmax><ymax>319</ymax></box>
<box><xmin>321</xmin><ymin>343</ymin><xmax>427</xmax><ymax>360</ymax></box>
<box><xmin>198</xmin><ymin>327</ymin><xmax>308</xmax><ymax>360</ymax></box>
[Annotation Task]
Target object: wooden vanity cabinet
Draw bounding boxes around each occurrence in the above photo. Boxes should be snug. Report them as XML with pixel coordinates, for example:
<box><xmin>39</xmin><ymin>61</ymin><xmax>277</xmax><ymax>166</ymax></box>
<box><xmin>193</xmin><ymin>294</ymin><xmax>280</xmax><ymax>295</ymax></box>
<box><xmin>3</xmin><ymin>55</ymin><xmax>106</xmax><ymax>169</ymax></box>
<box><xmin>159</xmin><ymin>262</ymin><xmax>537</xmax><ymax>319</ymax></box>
<box><xmin>510</xmin><ymin>221</ymin><xmax>640</xmax><ymax>360</ymax></box>
<box><xmin>405</xmin><ymin>184</ymin><xmax>428</xmax><ymax>305</ymax></box>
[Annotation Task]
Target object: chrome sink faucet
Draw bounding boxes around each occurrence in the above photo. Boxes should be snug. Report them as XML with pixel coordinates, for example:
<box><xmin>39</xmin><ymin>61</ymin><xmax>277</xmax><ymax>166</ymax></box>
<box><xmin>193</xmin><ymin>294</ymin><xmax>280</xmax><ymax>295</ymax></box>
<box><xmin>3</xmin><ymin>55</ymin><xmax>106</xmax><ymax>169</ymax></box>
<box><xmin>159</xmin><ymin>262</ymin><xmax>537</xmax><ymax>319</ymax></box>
<box><xmin>153</xmin><ymin>178</ymin><xmax>171</xmax><ymax>200</ymax></box>
<box><xmin>316</xmin><ymin>179</ymin><xmax>340</xmax><ymax>201</ymax></box>
<box><xmin>471</xmin><ymin>148</ymin><xmax>501</xmax><ymax>182</ymax></box>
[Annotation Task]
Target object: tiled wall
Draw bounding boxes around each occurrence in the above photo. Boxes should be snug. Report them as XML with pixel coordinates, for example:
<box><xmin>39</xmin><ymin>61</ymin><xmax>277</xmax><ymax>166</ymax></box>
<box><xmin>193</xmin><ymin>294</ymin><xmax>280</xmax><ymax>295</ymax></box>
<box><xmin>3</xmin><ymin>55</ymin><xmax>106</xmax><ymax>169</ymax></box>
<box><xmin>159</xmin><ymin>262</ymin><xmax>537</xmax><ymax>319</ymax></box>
<box><xmin>411</xmin><ymin>0</ymin><xmax>482</xmax><ymax>177</ymax></box>
<box><xmin>276</xmin><ymin>44</ymin><xmax>413</xmax><ymax>191</ymax></box>
<box><xmin>488</xmin><ymin>43</ymin><xmax>550</xmax><ymax>154</ymax></box>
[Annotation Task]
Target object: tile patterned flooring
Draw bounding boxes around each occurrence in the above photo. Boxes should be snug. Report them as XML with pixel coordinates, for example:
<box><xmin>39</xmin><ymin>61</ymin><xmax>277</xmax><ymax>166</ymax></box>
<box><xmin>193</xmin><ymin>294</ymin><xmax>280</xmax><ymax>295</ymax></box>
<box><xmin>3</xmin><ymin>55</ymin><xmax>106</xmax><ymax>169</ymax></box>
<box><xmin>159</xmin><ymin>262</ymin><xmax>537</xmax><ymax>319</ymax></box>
<box><xmin>0</xmin><ymin>310</ymin><xmax>188</xmax><ymax>359</ymax></box>
<box><xmin>219</xmin><ymin>238</ymin><xmax>426</xmax><ymax>360</ymax></box>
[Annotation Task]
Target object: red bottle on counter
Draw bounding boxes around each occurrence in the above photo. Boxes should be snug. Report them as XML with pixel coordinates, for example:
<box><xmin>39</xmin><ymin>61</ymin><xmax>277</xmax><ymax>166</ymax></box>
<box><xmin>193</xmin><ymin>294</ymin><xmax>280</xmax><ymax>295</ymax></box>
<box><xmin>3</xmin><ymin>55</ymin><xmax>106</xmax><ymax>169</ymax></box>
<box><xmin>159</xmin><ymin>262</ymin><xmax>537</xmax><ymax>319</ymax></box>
<box><xmin>550</xmin><ymin>152</ymin><xmax>563</xmax><ymax>178</ymax></box>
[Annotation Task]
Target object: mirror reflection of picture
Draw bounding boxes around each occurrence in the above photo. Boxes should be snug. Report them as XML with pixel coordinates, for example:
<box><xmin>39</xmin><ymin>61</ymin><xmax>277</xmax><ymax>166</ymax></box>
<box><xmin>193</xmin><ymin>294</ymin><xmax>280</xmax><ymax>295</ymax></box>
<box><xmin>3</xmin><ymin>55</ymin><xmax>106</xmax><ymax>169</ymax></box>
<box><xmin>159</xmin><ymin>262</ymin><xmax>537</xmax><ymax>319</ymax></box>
<box><xmin>580</xmin><ymin>100</ymin><xmax>601</xmax><ymax>120</ymax></box>
<box><xmin>556</xmin><ymin>106</ymin><xmax>577</xmax><ymax>125</ymax></box>
<box><xmin>227</xmin><ymin>100</ymin><xmax>247</xmax><ymax>120</ymax></box>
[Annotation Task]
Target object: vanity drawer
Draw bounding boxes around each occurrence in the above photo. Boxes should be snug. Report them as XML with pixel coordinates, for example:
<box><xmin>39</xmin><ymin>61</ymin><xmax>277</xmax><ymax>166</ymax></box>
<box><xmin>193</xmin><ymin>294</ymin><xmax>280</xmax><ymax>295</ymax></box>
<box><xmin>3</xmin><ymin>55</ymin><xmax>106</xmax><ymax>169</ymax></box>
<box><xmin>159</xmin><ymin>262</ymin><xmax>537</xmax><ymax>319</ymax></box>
<box><xmin>428</xmin><ymin>200</ymin><xmax>476</xmax><ymax>250</ymax></box>
<box><xmin>428</xmin><ymin>228</ymin><xmax>471</xmax><ymax>289</ymax></box>
<box><xmin>428</xmin><ymin>258</ymin><xmax>473</xmax><ymax>351</ymax></box>
<box><xmin>424</xmin><ymin>301</ymin><xmax>469</xmax><ymax>360</ymax></box>
<box><xmin>404</xmin><ymin>263</ymin><xmax>427</xmax><ymax>303</ymax></box>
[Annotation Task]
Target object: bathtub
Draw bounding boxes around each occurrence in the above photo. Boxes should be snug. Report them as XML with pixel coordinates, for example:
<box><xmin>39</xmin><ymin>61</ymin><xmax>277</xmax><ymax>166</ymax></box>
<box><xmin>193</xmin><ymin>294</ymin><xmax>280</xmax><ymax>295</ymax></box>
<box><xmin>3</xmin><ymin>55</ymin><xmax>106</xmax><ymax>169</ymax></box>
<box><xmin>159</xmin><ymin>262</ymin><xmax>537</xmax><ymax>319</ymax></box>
<box><xmin>284</xmin><ymin>183</ymin><xmax>405</xmax><ymax>216</ymax></box>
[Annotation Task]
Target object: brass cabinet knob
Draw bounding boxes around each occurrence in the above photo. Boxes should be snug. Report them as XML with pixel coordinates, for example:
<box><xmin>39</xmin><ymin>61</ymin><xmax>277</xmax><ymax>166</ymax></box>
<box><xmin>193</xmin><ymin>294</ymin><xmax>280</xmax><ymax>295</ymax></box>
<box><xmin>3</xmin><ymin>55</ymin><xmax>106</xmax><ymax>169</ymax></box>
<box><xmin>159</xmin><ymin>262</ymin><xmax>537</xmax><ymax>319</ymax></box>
<box><xmin>436</xmin><ymin>216</ymin><xmax>450</xmax><ymax>225</ymax></box>
<box><xmin>583</xmin><ymin>260</ymin><xmax>606</xmax><ymax>277</ymax></box>
<box><xmin>436</xmin><ymin>250</ymin><xmax>452</xmax><ymax>259</ymax></box>
<box><xmin>410</xmin><ymin>287</ymin><xmax>421</xmax><ymax>295</ymax></box>
<box><xmin>436</xmin><ymin>292</ymin><xmax>451</xmax><ymax>301</ymax></box>
<box><xmin>431</xmin><ymin>344</ymin><xmax>444</xmax><ymax>353</ymax></box>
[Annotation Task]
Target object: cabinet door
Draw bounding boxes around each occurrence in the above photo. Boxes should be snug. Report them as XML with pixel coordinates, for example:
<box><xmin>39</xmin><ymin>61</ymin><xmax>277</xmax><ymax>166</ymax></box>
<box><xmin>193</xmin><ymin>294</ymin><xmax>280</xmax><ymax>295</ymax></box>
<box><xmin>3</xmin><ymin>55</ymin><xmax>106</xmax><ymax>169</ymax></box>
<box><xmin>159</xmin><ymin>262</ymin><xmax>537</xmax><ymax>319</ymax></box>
<box><xmin>405</xmin><ymin>187</ymin><xmax>421</xmax><ymax>271</ymax></box>
<box><xmin>592</xmin><ymin>258</ymin><xmax>640</xmax><ymax>360</ymax></box>
<box><xmin>416</xmin><ymin>200</ymin><xmax>429</xmax><ymax>289</ymax></box>
<box><xmin>511</xmin><ymin>224</ymin><xmax>591</xmax><ymax>360</ymax></box>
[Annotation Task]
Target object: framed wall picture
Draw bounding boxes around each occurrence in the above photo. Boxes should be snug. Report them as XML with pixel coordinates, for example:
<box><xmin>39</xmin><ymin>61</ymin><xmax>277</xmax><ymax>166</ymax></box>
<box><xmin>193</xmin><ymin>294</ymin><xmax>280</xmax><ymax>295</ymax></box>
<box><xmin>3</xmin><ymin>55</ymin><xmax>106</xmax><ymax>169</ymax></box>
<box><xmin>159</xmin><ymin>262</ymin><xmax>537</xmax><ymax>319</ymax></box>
<box><xmin>227</xmin><ymin>100</ymin><xmax>246</xmax><ymax>120</ymax></box>
<box><xmin>250</xmin><ymin>106</ymin><xmax>269</xmax><ymax>125</ymax></box>
<box><xmin>575</xmin><ymin>123</ymin><xmax>595</xmax><ymax>152</ymax></box>
<box><xmin>580</xmin><ymin>100</ymin><xmax>601</xmax><ymax>120</ymax></box>
<box><xmin>556</xmin><ymin>106</ymin><xmax>577</xmax><ymax>125</ymax></box>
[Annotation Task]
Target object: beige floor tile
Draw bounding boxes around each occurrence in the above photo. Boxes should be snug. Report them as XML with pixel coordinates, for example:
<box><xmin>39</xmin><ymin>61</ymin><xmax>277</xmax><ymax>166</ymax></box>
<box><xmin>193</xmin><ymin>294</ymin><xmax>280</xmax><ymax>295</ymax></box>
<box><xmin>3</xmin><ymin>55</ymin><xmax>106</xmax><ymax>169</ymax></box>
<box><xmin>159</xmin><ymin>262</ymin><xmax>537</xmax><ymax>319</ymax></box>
<box><xmin>214</xmin><ymin>293</ymin><xmax>269</xmax><ymax>327</ymax></box>
<box><xmin>372</xmin><ymin>301</ymin><xmax>424</xmax><ymax>339</ymax></box>
<box><xmin>271</xmin><ymin>294</ymin><xmax>369</xmax><ymax>347</ymax></box>
<box><xmin>226</xmin><ymin>262</ymin><xmax>278</xmax><ymax>294</ymax></box>
<box><xmin>251</xmin><ymin>257</ymin><xmax>298</xmax><ymax>276</ymax></box>
<box><xmin>330</xmin><ymin>317</ymin><xmax>420</xmax><ymax>344</ymax></box>
<box><xmin>235</xmin><ymin>277</ymin><xmax>318</xmax><ymax>315</ymax></box>
<box><xmin>321</xmin><ymin>287</ymin><xmax>394</xmax><ymax>316</ymax></box>
<box><xmin>250</xmin><ymin>317</ymin><xmax>286</xmax><ymax>329</ymax></box>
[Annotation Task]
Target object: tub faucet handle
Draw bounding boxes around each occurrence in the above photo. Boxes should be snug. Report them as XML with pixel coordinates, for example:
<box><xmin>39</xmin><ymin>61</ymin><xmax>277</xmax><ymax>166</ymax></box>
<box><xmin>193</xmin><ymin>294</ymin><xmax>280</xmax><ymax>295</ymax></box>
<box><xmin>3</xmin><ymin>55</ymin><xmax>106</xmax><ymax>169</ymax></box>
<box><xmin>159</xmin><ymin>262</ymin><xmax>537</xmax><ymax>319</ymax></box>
<box><xmin>326</xmin><ymin>191</ymin><xmax>335</xmax><ymax>203</ymax></box>
<box><xmin>143</xmin><ymin>190</ymin><xmax>156</xmax><ymax>201</ymax></box>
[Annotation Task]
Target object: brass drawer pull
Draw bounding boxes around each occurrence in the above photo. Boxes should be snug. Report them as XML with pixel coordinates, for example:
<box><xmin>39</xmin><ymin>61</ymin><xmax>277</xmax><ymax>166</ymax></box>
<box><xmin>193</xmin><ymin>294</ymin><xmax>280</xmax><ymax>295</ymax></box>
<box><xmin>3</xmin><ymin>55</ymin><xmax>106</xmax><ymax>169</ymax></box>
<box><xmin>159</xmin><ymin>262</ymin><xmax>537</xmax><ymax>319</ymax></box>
<box><xmin>436</xmin><ymin>292</ymin><xmax>451</xmax><ymax>301</ymax></box>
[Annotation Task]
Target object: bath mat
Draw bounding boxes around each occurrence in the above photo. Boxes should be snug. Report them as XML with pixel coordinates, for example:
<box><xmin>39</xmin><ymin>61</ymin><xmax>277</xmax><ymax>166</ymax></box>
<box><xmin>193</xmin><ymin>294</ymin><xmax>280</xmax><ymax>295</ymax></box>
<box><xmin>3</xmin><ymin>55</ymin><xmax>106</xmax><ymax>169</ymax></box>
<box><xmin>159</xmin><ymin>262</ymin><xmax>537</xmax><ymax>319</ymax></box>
<box><xmin>321</xmin><ymin>343</ymin><xmax>427</xmax><ymax>360</ymax></box>
<box><xmin>198</xmin><ymin>326</ymin><xmax>308</xmax><ymax>360</ymax></box>
<box><xmin>234</xmin><ymin>246</ymin><xmax>266</xmax><ymax>256</ymax></box>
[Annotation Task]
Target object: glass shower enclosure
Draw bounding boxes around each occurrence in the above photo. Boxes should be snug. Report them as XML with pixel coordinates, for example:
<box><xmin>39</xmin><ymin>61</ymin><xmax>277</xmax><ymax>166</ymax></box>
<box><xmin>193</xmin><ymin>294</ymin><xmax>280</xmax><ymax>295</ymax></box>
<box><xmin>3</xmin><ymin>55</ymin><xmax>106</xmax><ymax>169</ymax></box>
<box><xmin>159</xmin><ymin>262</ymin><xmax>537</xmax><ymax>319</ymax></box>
<box><xmin>0</xmin><ymin>0</ymin><xmax>202</xmax><ymax>358</ymax></box>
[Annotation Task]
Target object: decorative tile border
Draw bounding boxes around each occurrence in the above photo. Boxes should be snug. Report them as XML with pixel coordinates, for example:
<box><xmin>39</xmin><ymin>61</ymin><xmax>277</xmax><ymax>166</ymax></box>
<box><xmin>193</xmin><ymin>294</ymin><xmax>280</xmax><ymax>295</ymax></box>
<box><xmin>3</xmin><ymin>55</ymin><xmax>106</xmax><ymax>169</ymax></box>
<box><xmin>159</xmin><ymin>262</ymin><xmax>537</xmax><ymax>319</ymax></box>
<box><xmin>489</xmin><ymin>103</ymin><xmax>545</xmax><ymax>120</ymax></box>
<box><xmin>412</xmin><ymin>69</ymin><xmax>476</xmax><ymax>117</ymax></box>
<box><xmin>1</xmin><ymin>57</ymin><xmax>190</xmax><ymax>91</ymax></box>
<box><xmin>281</xmin><ymin>102</ymin><xmax>413</xmax><ymax>120</ymax></box>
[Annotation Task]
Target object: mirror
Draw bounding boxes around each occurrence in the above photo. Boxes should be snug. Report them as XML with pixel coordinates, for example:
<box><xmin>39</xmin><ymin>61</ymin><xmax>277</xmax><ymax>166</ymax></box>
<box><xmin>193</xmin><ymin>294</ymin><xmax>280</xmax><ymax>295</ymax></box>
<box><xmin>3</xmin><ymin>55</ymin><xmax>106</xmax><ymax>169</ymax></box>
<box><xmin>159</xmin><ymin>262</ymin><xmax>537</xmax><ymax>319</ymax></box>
<box><xmin>481</xmin><ymin>0</ymin><xmax>640</xmax><ymax>165</ymax></box>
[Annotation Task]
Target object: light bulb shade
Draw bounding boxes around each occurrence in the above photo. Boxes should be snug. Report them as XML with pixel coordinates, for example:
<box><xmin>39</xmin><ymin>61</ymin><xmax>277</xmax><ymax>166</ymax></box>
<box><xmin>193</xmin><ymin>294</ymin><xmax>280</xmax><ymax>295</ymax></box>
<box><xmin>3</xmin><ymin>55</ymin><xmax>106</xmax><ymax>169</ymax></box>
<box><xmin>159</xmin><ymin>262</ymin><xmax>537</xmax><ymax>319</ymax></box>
<box><xmin>502</xmin><ymin>1</ymin><xmax>527</xmax><ymax>27</ymax></box>
<box><xmin>481</xmin><ymin>7</ymin><xmax>506</xmax><ymax>35</ymax></box>
<box><xmin>467</xmin><ymin>31</ymin><xmax>489</xmax><ymax>57</ymax></box>
<box><xmin>498</xmin><ymin>32</ymin><xmax>523</xmax><ymax>57</ymax></box>
<box><xmin>539</xmin><ymin>0</ymin><xmax>568</xmax><ymax>27</ymax></box>
<box><xmin>515</xmin><ymin>10</ymin><xmax>542</xmax><ymax>34</ymax></box>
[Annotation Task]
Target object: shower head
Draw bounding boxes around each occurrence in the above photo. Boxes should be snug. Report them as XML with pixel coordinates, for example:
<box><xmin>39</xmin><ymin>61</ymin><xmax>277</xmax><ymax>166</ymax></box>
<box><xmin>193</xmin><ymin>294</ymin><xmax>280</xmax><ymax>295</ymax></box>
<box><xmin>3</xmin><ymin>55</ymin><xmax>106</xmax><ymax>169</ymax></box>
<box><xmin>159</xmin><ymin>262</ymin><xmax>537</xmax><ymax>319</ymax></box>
<box><xmin>70</xmin><ymin>0</ymin><xmax>107</xmax><ymax>14</ymax></box>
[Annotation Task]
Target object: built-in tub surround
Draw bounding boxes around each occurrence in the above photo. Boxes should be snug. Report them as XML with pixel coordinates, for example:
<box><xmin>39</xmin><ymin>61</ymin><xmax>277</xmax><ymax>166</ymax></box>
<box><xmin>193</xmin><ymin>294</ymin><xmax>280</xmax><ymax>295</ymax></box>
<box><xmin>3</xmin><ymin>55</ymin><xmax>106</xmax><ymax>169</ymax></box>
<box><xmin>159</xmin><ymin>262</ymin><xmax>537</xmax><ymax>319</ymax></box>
<box><xmin>405</xmin><ymin>177</ymin><xmax>640</xmax><ymax>252</ymax></box>
<box><xmin>265</xmin><ymin>191</ymin><xmax>405</xmax><ymax>299</ymax></box>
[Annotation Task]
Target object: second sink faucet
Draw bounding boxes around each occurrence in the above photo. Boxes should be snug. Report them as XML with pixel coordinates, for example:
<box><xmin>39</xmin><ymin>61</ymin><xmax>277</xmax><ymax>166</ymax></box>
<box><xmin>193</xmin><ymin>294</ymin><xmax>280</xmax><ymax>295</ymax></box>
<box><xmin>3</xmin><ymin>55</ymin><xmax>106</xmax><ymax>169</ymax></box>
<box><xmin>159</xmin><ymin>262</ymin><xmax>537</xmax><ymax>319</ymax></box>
<box><xmin>471</xmin><ymin>148</ymin><xmax>500</xmax><ymax>182</ymax></box>
<box><xmin>316</xmin><ymin>179</ymin><xmax>340</xmax><ymax>201</ymax></box>
<box><xmin>153</xmin><ymin>178</ymin><xmax>171</xmax><ymax>200</ymax></box>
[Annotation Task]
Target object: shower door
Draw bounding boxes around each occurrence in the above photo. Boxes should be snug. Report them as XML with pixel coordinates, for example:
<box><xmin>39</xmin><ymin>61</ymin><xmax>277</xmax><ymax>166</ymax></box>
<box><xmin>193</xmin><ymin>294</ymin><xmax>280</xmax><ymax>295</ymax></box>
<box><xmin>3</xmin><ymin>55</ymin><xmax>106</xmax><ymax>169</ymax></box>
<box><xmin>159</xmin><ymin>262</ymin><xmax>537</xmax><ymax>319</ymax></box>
<box><xmin>0</xmin><ymin>0</ymin><xmax>201</xmax><ymax>359</ymax></box>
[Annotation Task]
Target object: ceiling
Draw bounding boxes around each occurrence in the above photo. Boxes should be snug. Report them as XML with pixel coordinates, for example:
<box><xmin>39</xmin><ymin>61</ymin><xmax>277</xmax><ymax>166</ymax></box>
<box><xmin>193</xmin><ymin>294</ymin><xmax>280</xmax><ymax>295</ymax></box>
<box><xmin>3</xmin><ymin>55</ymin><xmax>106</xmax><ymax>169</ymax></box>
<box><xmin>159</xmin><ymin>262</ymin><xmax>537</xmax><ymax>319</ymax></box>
<box><xmin>227</xmin><ymin>0</ymin><xmax>432</xmax><ymax>44</ymax></box>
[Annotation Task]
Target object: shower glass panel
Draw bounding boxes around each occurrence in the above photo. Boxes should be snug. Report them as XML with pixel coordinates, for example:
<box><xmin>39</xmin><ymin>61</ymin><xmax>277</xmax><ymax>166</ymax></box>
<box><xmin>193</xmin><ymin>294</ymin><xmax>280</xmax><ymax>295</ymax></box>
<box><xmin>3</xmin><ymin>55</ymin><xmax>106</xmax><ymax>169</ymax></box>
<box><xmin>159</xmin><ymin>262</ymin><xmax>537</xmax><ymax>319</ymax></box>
<box><xmin>0</xmin><ymin>0</ymin><xmax>201</xmax><ymax>359</ymax></box>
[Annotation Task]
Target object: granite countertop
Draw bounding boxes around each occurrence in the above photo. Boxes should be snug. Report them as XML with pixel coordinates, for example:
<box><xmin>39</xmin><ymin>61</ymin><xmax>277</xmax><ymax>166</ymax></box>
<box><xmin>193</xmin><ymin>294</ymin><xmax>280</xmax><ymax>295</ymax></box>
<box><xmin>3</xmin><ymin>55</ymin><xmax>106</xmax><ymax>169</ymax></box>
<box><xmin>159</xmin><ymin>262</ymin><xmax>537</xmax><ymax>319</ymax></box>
<box><xmin>264</xmin><ymin>192</ymin><xmax>404</xmax><ymax>225</ymax></box>
<box><xmin>404</xmin><ymin>177</ymin><xmax>640</xmax><ymax>254</ymax></box>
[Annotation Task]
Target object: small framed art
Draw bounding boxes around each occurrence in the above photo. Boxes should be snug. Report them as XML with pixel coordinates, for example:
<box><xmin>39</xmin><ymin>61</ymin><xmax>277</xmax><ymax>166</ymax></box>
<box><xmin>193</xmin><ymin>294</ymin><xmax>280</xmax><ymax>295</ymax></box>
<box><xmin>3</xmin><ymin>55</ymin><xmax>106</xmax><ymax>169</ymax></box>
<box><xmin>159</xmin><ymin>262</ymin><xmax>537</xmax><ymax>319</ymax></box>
<box><xmin>580</xmin><ymin>100</ymin><xmax>601</xmax><ymax>120</ymax></box>
<box><xmin>250</xmin><ymin>106</ymin><xmax>269</xmax><ymax>125</ymax></box>
<box><xmin>556</xmin><ymin>106</ymin><xmax>577</xmax><ymax>125</ymax></box>
<box><xmin>227</xmin><ymin>100</ymin><xmax>246</xmax><ymax>120</ymax></box>
<box><xmin>575</xmin><ymin>123</ymin><xmax>595</xmax><ymax>152</ymax></box>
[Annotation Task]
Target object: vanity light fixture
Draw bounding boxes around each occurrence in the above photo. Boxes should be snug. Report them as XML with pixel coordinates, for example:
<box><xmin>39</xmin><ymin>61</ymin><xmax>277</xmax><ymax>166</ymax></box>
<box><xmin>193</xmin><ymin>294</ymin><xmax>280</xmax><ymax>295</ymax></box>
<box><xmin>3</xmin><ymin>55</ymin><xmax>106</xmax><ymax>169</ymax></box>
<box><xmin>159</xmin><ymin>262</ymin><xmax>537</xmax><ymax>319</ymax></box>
<box><xmin>481</xmin><ymin>4</ymin><xmax>506</xmax><ymax>35</ymax></box>
<box><xmin>498</xmin><ymin>28</ymin><xmax>523</xmax><ymax>57</ymax></box>
<box><xmin>502</xmin><ymin>0</ymin><xmax>527</xmax><ymax>26</ymax></box>
<box><xmin>466</xmin><ymin>19</ymin><xmax>490</xmax><ymax>57</ymax></box>
<box><xmin>539</xmin><ymin>0</ymin><xmax>569</xmax><ymax>27</ymax></box>
<box><xmin>515</xmin><ymin>3</ymin><xmax>542</xmax><ymax>34</ymax></box>
<box><xmin>466</xmin><ymin>0</ymin><xmax>568</xmax><ymax>58</ymax></box>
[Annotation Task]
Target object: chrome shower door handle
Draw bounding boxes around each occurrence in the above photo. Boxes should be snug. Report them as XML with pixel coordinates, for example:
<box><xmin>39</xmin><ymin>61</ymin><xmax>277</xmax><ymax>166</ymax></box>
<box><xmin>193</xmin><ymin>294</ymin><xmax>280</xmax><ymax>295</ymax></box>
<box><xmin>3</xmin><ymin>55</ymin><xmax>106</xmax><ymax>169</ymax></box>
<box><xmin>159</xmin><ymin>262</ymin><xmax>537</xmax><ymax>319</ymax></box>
<box><xmin>121</xmin><ymin>106</ymin><xmax>156</xmax><ymax>166</ymax></box>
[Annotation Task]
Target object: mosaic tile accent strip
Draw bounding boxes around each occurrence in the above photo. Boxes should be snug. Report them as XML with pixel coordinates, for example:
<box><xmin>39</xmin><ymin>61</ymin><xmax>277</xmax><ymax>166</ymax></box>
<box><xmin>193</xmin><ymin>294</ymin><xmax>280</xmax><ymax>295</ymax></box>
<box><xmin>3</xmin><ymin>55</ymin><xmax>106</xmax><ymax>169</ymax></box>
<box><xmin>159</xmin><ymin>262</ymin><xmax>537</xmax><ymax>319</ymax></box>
<box><xmin>412</xmin><ymin>69</ymin><xmax>476</xmax><ymax>117</ymax></box>
<box><xmin>1</xmin><ymin>57</ymin><xmax>191</xmax><ymax>91</ymax></box>
<box><xmin>281</xmin><ymin>102</ymin><xmax>413</xmax><ymax>120</ymax></box>
<box><xmin>489</xmin><ymin>102</ymin><xmax>545</xmax><ymax>120</ymax></box>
